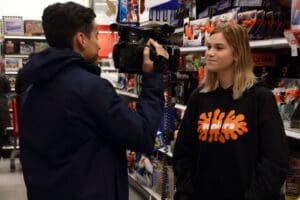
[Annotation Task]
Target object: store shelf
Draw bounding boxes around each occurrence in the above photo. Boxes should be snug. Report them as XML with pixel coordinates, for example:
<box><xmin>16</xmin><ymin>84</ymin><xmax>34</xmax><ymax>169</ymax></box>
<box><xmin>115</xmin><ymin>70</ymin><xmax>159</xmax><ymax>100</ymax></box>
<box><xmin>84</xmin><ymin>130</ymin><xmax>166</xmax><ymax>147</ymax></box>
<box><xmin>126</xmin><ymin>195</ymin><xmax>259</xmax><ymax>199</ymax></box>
<box><xmin>100</xmin><ymin>67</ymin><xmax>117</xmax><ymax>71</ymax></box>
<box><xmin>249</xmin><ymin>38</ymin><xmax>289</xmax><ymax>48</ymax></box>
<box><xmin>179</xmin><ymin>38</ymin><xmax>289</xmax><ymax>53</ymax></box>
<box><xmin>285</xmin><ymin>128</ymin><xmax>300</xmax><ymax>140</ymax></box>
<box><xmin>4</xmin><ymin>35</ymin><xmax>46</xmax><ymax>40</ymax></box>
<box><xmin>139</xmin><ymin>21</ymin><xmax>166</xmax><ymax>28</ymax></box>
<box><xmin>180</xmin><ymin>46</ymin><xmax>207</xmax><ymax>53</ymax></box>
<box><xmin>4</xmin><ymin>54</ymin><xmax>29</xmax><ymax>58</ymax></box>
<box><xmin>158</xmin><ymin>145</ymin><xmax>173</xmax><ymax>157</ymax></box>
<box><xmin>2</xmin><ymin>145</ymin><xmax>20</xmax><ymax>150</ymax></box>
<box><xmin>116</xmin><ymin>89</ymin><xmax>139</xmax><ymax>99</ymax></box>
<box><xmin>174</xmin><ymin>104</ymin><xmax>187</xmax><ymax>111</ymax></box>
<box><xmin>5</xmin><ymin>71</ymin><xmax>18</xmax><ymax>74</ymax></box>
<box><xmin>174</xmin><ymin>27</ymin><xmax>184</xmax><ymax>33</ymax></box>
<box><xmin>128</xmin><ymin>173</ymin><xmax>161</xmax><ymax>200</ymax></box>
<box><xmin>5</xmin><ymin>127</ymin><xmax>14</xmax><ymax>131</ymax></box>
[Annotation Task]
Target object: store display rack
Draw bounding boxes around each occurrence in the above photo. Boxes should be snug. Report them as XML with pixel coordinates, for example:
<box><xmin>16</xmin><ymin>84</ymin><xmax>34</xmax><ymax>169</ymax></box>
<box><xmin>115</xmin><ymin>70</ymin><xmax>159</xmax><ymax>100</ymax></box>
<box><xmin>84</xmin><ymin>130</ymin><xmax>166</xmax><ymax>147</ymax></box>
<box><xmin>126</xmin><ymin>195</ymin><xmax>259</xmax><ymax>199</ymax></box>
<box><xmin>128</xmin><ymin>173</ymin><xmax>161</xmax><ymax>200</ymax></box>
<box><xmin>180</xmin><ymin>38</ymin><xmax>289</xmax><ymax>53</ymax></box>
<box><xmin>3</xmin><ymin>35</ymin><xmax>46</xmax><ymax>40</ymax></box>
<box><xmin>5</xmin><ymin>71</ymin><xmax>18</xmax><ymax>75</ymax></box>
<box><xmin>174</xmin><ymin>104</ymin><xmax>187</xmax><ymax>111</ymax></box>
<box><xmin>285</xmin><ymin>128</ymin><xmax>300</xmax><ymax>140</ymax></box>
<box><xmin>4</xmin><ymin>54</ymin><xmax>29</xmax><ymax>58</ymax></box>
<box><xmin>100</xmin><ymin>67</ymin><xmax>118</xmax><ymax>71</ymax></box>
<box><xmin>1</xmin><ymin>34</ymin><xmax>47</xmax><ymax>93</ymax></box>
<box><xmin>158</xmin><ymin>145</ymin><xmax>173</xmax><ymax>157</ymax></box>
<box><xmin>116</xmin><ymin>89</ymin><xmax>139</xmax><ymax>99</ymax></box>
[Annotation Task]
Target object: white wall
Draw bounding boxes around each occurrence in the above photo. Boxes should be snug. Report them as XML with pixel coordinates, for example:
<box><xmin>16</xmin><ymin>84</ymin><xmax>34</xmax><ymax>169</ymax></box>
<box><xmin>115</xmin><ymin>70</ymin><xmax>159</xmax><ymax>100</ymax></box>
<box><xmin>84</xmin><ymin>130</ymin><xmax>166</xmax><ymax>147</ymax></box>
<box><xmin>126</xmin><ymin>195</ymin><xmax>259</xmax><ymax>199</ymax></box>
<box><xmin>0</xmin><ymin>0</ymin><xmax>90</xmax><ymax>20</ymax></box>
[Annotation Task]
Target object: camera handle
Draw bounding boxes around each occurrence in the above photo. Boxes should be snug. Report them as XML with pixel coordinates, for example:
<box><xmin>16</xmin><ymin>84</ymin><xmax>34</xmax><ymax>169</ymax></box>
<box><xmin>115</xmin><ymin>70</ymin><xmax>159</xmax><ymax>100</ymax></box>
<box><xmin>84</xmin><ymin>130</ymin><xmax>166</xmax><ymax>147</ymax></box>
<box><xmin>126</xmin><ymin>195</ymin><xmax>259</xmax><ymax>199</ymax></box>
<box><xmin>147</xmin><ymin>45</ymin><xmax>169</xmax><ymax>73</ymax></box>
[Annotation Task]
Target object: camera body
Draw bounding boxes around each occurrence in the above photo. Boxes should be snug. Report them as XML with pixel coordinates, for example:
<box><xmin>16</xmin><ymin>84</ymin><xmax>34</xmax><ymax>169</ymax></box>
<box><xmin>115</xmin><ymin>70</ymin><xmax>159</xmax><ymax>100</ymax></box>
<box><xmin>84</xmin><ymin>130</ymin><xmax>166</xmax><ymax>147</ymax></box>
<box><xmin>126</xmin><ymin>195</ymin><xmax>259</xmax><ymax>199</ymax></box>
<box><xmin>110</xmin><ymin>23</ymin><xmax>180</xmax><ymax>73</ymax></box>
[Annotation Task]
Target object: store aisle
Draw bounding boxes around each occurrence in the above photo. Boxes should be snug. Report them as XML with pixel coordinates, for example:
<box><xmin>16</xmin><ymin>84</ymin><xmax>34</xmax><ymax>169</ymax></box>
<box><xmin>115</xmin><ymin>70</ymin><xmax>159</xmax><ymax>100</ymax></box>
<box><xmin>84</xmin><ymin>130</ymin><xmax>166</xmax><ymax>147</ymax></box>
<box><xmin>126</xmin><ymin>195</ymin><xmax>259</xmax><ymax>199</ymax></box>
<box><xmin>0</xmin><ymin>157</ymin><xmax>146</xmax><ymax>200</ymax></box>
<box><xmin>0</xmin><ymin>158</ymin><xmax>27</xmax><ymax>200</ymax></box>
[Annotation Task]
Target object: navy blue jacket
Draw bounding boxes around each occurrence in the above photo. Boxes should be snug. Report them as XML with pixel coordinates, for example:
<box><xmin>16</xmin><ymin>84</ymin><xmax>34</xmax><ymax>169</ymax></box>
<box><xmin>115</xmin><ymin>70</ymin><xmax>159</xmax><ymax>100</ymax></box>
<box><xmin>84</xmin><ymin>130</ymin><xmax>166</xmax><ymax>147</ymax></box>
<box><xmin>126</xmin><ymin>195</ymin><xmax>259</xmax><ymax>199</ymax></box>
<box><xmin>19</xmin><ymin>48</ymin><xmax>164</xmax><ymax>200</ymax></box>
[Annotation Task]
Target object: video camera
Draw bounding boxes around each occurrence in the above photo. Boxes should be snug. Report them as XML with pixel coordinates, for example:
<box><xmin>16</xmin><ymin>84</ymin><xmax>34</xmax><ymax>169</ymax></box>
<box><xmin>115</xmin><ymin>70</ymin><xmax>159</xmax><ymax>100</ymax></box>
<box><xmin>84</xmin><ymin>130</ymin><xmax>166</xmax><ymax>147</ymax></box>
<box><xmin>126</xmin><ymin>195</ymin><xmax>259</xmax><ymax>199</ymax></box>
<box><xmin>110</xmin><ymin>23</ymin><xmax>180</xmax><ymax>73</ymax></box>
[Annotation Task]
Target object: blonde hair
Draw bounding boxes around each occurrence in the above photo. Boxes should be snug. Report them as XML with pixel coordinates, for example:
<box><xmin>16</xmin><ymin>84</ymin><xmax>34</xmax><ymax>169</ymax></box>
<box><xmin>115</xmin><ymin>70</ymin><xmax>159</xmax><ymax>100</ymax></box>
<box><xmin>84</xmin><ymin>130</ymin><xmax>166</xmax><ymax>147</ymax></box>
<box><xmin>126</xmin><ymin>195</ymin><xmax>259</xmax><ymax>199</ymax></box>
<box><xmin>201</xmin><ymin>24</ymin><xmax>256</xmax><ymax>99</ymax></box>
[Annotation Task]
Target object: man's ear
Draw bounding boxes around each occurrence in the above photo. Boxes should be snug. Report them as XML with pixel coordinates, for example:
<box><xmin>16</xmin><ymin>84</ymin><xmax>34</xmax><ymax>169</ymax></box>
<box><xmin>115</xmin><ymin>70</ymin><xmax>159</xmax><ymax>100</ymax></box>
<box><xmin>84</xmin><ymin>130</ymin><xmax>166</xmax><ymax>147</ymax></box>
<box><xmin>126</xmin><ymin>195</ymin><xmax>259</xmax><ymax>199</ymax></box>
<box><xmin>73</xmin><ymin>32</ymin><xmax>85</xmax><ymax>50</ymax></box>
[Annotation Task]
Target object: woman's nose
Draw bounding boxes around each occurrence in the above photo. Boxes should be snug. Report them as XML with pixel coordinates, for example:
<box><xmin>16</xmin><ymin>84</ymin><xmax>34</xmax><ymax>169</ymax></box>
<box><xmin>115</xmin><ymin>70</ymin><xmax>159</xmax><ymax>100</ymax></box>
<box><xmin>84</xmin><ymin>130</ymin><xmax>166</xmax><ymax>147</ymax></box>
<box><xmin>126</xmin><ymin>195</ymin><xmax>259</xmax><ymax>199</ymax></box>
<box><xmin>206</xmin><ymin>49</ymin><xmax>214</xmax><ymax>57</ymax></box>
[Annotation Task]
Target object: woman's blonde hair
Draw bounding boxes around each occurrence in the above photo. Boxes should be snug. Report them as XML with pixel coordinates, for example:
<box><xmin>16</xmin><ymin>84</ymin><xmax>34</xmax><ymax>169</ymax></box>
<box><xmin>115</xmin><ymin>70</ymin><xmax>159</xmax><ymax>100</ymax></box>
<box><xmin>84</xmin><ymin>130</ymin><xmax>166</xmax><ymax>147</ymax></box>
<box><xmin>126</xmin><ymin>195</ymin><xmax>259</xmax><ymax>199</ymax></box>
<box><xmin>201</xmin><ymin>23</ymin><xmax>256</xmax><ymax>99</ymax></box>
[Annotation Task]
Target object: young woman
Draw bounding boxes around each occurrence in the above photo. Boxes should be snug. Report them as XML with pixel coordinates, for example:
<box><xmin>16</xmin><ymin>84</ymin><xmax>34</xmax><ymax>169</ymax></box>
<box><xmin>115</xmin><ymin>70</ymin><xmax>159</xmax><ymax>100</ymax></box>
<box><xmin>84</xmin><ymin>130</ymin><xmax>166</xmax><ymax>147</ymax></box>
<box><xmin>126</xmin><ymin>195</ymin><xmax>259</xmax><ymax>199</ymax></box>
<box><xmin>173</xmin><ymin>24</ymin><xmax>289</xmax><ymax>200</ymax></box>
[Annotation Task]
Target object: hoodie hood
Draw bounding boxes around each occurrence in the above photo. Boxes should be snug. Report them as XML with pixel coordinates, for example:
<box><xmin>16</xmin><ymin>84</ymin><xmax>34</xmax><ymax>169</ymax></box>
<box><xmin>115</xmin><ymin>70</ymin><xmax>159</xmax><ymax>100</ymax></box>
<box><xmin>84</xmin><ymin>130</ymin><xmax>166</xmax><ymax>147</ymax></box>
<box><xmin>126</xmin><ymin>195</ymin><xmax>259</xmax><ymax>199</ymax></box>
<box><xmin>21</xmin><ymin>47</ymin><xmax>100</xmax><ymax>84</ymax></box>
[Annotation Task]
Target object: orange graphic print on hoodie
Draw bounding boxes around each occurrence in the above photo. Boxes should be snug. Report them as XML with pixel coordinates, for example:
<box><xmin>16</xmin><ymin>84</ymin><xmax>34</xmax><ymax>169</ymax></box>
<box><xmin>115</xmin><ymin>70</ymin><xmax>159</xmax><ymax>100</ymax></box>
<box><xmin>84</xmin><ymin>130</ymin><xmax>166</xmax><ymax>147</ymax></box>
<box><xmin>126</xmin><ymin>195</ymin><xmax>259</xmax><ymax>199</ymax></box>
<box><xmin>197</xmin><ymin>109</ymin><xmax>248</xmax><ymax>143</ymax></box>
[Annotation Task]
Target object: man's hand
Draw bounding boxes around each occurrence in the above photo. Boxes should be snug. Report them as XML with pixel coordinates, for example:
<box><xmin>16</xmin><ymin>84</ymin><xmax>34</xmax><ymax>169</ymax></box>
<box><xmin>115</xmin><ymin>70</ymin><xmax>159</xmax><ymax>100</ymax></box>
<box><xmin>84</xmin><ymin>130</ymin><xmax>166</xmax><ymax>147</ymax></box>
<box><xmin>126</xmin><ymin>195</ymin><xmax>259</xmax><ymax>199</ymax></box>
<box><xmin>142</xmin><ymin>39</ymin><xmax>169</xmax><ymax>73</ymax></box>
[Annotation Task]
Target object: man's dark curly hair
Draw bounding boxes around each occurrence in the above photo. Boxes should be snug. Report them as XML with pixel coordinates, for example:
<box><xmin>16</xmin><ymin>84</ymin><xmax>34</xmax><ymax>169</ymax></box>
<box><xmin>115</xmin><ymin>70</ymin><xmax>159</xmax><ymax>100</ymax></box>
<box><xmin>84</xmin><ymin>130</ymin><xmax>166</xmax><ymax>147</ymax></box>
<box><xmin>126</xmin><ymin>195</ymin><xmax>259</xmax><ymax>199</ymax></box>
<box><xmin>42</xmin><ymin>1</ymin><xmax>96</xmax><ymax>48</ymax></box>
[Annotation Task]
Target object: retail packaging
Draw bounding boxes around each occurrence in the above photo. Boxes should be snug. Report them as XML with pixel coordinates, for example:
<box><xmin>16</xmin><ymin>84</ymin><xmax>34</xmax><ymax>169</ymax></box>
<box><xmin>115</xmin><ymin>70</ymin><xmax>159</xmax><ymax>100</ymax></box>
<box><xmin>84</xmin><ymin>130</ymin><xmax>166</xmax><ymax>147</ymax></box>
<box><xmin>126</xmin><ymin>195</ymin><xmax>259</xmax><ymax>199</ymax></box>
<box><xmin>19</xmin><ymin>41</ymin><xmax>34</xmax><ymax>55</ymax></box>
<box><xmin>183</xmin><ymin>17</ymin><xmax>210</xmax><ymax>47</ymax></box>
<box><xmin>286</xmin><ymin>152</ymin><xmax>300</xmax><ymax>199</ymax></box>
<box><xmin>291</xmin><ymin>0</ymin><xmax>300</xmax><ymax>29</ymax></box>
<box><xmin>148</xmin><ymin>0</ymin><xmax>180</xmax><ymax>26</ymax></box>
<box><xmin>33</xmin><ymin>41</ymin><xmax>49</xmax><ymax>53</ymax></box>
<box><xmin>24</xmin><ymin>20</ymin><xmax>44</xmax><ymax>36</ymax></box>
<box><xmin>4</xmin><ymin>58</ymin><xmax>21</xmax><ymax>72</ymax></box>
<box><xmin>117</xmin><ymin>0</ymin><xmax>149</xmax><ymax>24</ymax></box>
<box><xmin>272</xmin><ymin>79</ymin><xmax>300</xmax><ymax>129</ymax></box>
<box><xmin>6</xmin><ymin>74</ymin><xmax>16</xmax><ymax>91</ymax></box>
<box><xmin>2</xmin><ymin>16</ymin><xmax>24</xmax><ymax>36</ymax></box>
<box><xmin>4</xmin><ymin>40</ymin><xmax>19</xmax><ymax>54</ymax></box>
<box><xmin>238</xmin><ymin>10</ymin><xmax>257</xmax><ymax>35</ymax></box>
<box><xmin>94</xmin><ymin>0</ymin><xmax>117</xmax><ymax>25</ymax></box>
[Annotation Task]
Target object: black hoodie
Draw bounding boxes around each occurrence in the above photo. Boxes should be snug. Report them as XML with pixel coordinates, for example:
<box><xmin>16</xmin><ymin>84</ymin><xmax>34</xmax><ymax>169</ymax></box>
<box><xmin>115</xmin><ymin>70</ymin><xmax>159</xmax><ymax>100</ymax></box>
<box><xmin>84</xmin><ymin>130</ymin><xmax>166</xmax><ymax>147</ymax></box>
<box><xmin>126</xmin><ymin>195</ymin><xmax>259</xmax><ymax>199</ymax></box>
<box><xmin>19</xmin><ymin>47</ymin><xmax>164</xmax><ymax>200</ymax></box>
<box><xmin>173</xmin><ymin>82</ymin><xmax>289</xmax><ymax>200</ymax></box>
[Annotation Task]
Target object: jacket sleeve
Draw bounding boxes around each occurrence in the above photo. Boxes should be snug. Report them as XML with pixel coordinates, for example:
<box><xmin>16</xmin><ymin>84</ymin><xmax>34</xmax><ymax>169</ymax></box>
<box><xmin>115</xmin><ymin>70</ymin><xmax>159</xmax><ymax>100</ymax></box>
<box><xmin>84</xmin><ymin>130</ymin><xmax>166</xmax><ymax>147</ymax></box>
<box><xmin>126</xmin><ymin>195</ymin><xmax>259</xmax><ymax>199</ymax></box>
<box><xmin>173</xmin><ymin>90</ymin><xmax>199</xmax><ymax>200</ymax></box>
<box><xmin>245</xmin><ymin>89</ymin><xmax>289</xmax><ymax>200</ymax></box>
<box><xmin>85</xmin><ymin>73</ymin><xmax>164</xmax><ymax>154</ymax></box>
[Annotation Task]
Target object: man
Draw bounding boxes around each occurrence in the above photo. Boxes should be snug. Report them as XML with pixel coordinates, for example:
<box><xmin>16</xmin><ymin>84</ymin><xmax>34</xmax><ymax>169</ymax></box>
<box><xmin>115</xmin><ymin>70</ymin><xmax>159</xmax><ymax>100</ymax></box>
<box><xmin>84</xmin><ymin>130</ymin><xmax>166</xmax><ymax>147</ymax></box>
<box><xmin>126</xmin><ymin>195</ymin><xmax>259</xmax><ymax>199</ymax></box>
<box><xmin>19</xmin><ymin>2</ymin><xmax>168</xmax><ymax>200</ymax></box>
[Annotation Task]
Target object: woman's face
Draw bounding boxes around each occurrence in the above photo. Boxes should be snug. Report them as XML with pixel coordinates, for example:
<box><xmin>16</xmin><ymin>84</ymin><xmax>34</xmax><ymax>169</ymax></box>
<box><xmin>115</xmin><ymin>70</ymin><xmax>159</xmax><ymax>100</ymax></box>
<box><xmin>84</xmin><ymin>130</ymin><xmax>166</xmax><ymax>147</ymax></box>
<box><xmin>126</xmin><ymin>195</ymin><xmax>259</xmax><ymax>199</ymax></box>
<box><xmin>205</xmin><ymin>32</ymin><xmax>235</xmax><ymax>73</ymax></box>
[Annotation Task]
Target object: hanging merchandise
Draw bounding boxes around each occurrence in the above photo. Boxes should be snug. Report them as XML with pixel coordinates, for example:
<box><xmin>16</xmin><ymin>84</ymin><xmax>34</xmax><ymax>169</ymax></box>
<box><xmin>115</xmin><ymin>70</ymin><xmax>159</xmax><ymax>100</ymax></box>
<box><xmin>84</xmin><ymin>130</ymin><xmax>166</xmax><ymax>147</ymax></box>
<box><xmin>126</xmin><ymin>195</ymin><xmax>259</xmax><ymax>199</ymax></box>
<box><xmin>286</xmin><ymin>152</ymin><xmax>300</xmax><ymax>200</ymax></box>
<box><xmin>238</xmin><ymin>10</ymin><xmax>257</xmax><ymax>34</ymax></box>
<box><xmin>273</xmin><ymin>78</ymin><xmax>300</xmax><ymax>128</ymax></box>
<box><xmin>183</xmin><ymin>17</ymin><xmax>210</xmax><ymax>46</ymax></box>
<box><xmin>291</xmin><ymin>0</ymin><xmax>300</xmax><ymax>29</ymax></box>
<box><xmin>215</xmin><ymin>0</ymin><xmax>235</xmax><ymax>12</ymax></box>
<box><xmin>154</xmin><ymin>131</ymin><xmax>167</xmax><ymax>151</ymax></box>
<box><xmin>116</xmin><ymin>0</ymin><xmax>160</xmax><ymax>25</ymax></box>
<box><xmin>149</xmin><ymin>0</ymin><xmax>182</xmax><ymax>26</ymax></box>
<box><xmin>94</xmin><ymin>0</ymin><xmax>118</xmax><ymax>25</ymax></box>
<box><xmin>251</xmin><ymin>10</ymin><xmax>267</xmax><ymax>40</ymax></box>
<box><xmin>117</xmin><ymin>0</ymin><xmax>140</xmax><ymax>23</ymax></box>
